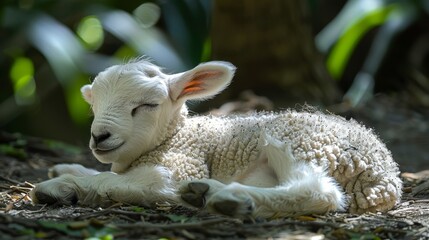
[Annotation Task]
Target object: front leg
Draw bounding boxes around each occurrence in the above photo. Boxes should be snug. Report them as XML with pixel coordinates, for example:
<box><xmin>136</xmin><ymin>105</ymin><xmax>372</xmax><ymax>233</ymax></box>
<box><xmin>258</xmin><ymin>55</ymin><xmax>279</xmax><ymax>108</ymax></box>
<box><xmin>48</xmin><ymin>163</ymin><xmax>101</xmax><ymax>178</ymax></box>
<box><xmin>30</xmin><ymin>165</ymin><xmax>178</xmax><ymax>207</ymax></box>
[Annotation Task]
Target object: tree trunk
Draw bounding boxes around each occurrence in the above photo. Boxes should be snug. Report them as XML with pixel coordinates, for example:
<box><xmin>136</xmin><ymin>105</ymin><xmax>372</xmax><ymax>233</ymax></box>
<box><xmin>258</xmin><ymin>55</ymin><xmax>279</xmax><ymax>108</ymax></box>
<box><xmin>211</xmin><ymin>0</ymin><xmax>339</xmax><ymax>106</ymax></box>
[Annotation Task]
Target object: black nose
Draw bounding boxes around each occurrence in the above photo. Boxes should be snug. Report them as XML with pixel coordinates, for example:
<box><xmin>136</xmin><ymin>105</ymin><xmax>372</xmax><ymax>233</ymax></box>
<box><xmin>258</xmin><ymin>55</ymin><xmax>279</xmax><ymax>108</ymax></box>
<box><xmin>92</xmin><ymin>132</ymin><xmax>111</xmax><ymax>145</ymax></box>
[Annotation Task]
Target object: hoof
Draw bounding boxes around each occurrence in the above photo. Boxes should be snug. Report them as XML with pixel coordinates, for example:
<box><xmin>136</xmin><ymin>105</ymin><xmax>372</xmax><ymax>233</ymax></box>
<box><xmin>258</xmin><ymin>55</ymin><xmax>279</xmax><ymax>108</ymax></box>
<box><xmin>31</xmin><ymin>185</ymin><xmax>78</xmax><ymax>205</ymax></box>
<box><xmin>34</xmin><ymin>191</ymin><xmax>58</xmax><ymax>205</ymax></box>
<box><xmin>212</xmin><ymin>199</ymin><xmax>239</xmax><ymax>216</ymax></box>
<box><xmin>181</xmin><ymin>182</ymin><xmax>210</xmax><ymax>208</ymax></box>
<box><xmin>211</xmin><ymin>198</ymin><xmax>254</xmax><ymax>217</ymax></box>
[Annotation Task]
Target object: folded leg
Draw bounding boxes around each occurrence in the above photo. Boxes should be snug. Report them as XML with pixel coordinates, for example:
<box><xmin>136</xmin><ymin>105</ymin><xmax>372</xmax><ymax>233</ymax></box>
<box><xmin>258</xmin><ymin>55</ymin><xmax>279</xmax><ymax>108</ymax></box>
<box><xmin>181</xmin><ymin>169</ymin><xmax>345</xmax><ymax>218</ymax></box>
<box><xmin>48</xmin><ymin>163</ymin><xmax>101</xmax><ymax>178</ymax></box>
<box><xmin>180</xmin><ymin>132</ymin><xmax>346</xmax><ymax>218</ymax></box>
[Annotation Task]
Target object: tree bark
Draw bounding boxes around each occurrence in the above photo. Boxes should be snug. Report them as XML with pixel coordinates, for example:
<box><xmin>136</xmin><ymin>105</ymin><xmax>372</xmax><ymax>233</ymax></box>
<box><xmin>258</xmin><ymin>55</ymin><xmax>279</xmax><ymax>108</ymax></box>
<box><xmin>211</xmin><ymin>0</ymin><xmax>339</xmax><ymax>105</ymax></box>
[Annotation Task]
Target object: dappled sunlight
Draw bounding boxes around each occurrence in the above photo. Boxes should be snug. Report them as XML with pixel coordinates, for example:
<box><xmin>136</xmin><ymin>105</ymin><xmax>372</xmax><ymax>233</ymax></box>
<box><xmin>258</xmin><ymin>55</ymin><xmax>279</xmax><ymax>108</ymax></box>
<box><xmin>133</xmin><ymin>2</ymin><xmax>161</xmax><ymax>28</ymax></box>
<box><xmin>9</xmin><ymin>57</ymin><xmax>36</xmax><ymax>105</ymax></box>
<box><xmin>77</xmin><ymin>16</ymin><xmax>104</xmax><ymax>51</ymax></box>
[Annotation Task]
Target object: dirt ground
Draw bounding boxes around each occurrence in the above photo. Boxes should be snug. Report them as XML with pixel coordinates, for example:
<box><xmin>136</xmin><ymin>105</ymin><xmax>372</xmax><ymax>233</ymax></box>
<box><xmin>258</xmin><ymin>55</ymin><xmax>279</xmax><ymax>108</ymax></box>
<box><xmin>1</xmin><ymin>95</ymin><xmax>429</xmax><ymax>240</ymax></box>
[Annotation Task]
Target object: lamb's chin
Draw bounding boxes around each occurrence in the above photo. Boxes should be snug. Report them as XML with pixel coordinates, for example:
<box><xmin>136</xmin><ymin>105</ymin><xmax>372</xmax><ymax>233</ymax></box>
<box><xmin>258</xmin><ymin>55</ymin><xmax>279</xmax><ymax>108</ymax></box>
<box><xmin>92</xmin><ymin>145</ymin><xmax>124</xmax><ymax>163</ymax></box>
<box><xmin>92</xmin><ymin>141</ymin><xmax>124</xmax><ymax>154</ymax></box>
<box><xmin>94</xmin><ymin>149</ymin><xmax>115</xmax><ymax>156</ymax></box>
<box><xmin>93</xmin><ymin>151</ymin><xmax>118</xmax><ymax>164</ymax></box>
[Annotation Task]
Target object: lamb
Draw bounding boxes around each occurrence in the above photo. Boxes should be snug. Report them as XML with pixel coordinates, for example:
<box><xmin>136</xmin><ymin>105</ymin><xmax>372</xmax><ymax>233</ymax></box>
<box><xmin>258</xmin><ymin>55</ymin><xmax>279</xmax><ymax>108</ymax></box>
<box><xmin>29</xmin><ymin>59</ymin><xmax>402</xmax><ymax>218</ymax></box>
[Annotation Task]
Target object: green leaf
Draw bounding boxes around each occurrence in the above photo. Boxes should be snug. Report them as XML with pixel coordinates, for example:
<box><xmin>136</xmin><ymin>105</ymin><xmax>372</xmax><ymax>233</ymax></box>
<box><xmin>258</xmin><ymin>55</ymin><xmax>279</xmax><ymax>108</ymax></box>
<box><xmin>327</xmin><ymin>4</ymin><xmax>399</xmax><ymax>79</ymax></box>
<box><xmin>130</xmin><ymin>206</ymin><xmax>145</xmax><ymax>212</ymax></box>
<box><xmin>86</xmin><ymin>234</ymin><xmax>114</xmax><ymax>240</ymax></box>
<box><xmin>43</xmin><ymin>139</ymin><xmax>82</xmax><ymax>155</ymax></box>
<box><xmin>39</xmin><ymin>220</ymin><xmax>119</xmax><ymax>238</ymax></box>
<box><xmin>65</xmin><ymin>74</ymin><xmax>91</xmax><ymax>125</ymax></box>
<box><xmin>166</xmin><ymin>214</ymin><xmax>188</xmax><ymax>222</ymax></box>
<box><xmin>200</xmin><ymin>37</ymin><xmax>212</xmax><ymax>62</ymax></box>
<box><xmin>9</xmin><ymin>57</ymin><xmax>36</xmax><ymax>105</ymax></box>
<box><xmin>114</xmin><ymin>45</ymin><xmax>138</xmax><ymax>59</ymax></box>
<box><xmin>77</xmin><ymin>16</ymin><xmax>104</xmax><ymax>51</ymax></box>
<box><xmin>0</xmin><ymin>144</ymin><xmax>28</xmax><ymax>159</ymax></box>
<box><xmin>10</xmin><ymin>57</ymin><xmax>34</xmax><ymax>81</ymax></box>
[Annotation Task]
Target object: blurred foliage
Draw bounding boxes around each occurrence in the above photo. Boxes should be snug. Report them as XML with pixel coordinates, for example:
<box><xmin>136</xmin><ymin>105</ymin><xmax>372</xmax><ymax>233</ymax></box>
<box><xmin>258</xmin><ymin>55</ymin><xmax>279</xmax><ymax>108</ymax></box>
<box><xmin>10</xmin><ymin>56</ymin><xmax>36</xmax><ymax>105</ymax></box>
<box><xmin>1</xmin><ymin>0</ymin><xmax>428</xmax><ymax>143</ymax></box>
<box><xmin>32</xmin><ymin>219</ymin><xmax>117</xmax><ymax>239</ymax></box>
<box><xmin>0</xmin><ymin>0</ymin><xmax>211</xmax><ymax>143</ymax></box>
<box><xmin>316</xmin><ymin>0</ymin><xmax>429</xmax><ymax>107</ymax></box>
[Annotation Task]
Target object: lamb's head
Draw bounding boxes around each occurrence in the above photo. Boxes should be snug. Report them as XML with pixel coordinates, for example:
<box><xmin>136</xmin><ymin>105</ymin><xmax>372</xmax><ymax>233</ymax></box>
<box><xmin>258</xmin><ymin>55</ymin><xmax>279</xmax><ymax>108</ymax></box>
<box><xmin>81</xmin><ymin>59</ymin><xmax>235</xmax><ymax>171</ymax></box>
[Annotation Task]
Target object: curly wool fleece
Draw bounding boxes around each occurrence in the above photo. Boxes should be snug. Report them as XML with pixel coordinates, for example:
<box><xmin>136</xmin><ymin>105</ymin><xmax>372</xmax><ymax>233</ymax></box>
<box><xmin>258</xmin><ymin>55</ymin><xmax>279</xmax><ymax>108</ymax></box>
<box><xmin>132</xmin><ymin>108</ymin><xmax>402</xmax><ymax>214</ymax></box>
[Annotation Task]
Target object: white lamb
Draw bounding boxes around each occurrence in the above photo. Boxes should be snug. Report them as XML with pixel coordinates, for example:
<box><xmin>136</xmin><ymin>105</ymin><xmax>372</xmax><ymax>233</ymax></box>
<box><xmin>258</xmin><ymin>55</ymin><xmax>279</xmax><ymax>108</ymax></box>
<box><xmin>30</xmin><ymin>59</ymin><xmax>402</xmax><ymax>218</ymax></box>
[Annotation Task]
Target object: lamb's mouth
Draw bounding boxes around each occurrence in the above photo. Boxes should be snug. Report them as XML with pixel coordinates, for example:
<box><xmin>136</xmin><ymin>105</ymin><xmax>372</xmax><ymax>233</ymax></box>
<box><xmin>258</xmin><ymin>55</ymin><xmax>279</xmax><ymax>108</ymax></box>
<box><xmin>93</xmin><ymin>142</ymin><xmax>124</xmax><ymax>155</ymax></box>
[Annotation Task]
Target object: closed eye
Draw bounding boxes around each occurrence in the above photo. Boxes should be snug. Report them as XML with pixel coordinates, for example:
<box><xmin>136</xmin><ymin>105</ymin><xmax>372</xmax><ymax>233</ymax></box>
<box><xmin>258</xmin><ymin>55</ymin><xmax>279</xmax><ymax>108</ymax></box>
<box><xmin>131</xmin><ymin>103</ymin><xmax>159</xmax><ymax>116</ymax></box>
<box><xmin>142</xmin><ymin>103</ymin><xmax>159</xmax><ymax>108</ymax></box>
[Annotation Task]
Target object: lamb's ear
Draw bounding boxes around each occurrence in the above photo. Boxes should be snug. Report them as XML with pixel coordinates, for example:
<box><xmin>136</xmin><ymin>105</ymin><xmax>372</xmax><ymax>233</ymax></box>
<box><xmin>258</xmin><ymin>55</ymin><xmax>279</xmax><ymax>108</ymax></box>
<box><xmin>80</xmin><ymin>84</ymin><xmax>93</xmax><ymax>104</ymax></box>
<box><xmin>168</xmin><ymin>61</ymin><xmax>236</xmax><ymax>101</ymax></box>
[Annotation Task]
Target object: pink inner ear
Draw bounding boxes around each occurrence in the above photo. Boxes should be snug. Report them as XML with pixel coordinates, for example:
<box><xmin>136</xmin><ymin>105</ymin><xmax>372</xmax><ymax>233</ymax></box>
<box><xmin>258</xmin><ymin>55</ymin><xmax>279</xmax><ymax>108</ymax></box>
<box><xmin>177</xmin><ymin>71</ymin><xmax>223</xmax><ymax>99</ymax></box>
<box><xmin>81</xmin><ymin>85</ymin><xmax>93</xmax><ymax>102</ymax></box>
<box><xmin>86</xmin><ymin>91</ymin><xmax>92</xmax><ymax>100</ymax></box>
<box><xmin>178</xmin><ymin>80</ymin><xmax>205</xmax><ymax>99</ymax></box>
<box><xmin>193</xmin><ymin>71</ymin><xmax>222</xmax><ymax>82</ymax></box>
<box><xmin>84</xmin><ymin>90</ymin><xmax>93</xmax><ymax>102</ymax></box>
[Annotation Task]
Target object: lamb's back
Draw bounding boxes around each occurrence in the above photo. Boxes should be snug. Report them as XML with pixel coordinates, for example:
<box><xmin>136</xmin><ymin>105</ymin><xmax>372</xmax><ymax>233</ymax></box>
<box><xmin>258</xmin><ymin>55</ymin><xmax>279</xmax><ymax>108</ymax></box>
<box><xmin>189</xmin><ymin>110</ymin><xmax>401</xmax><ymax>212</ymax></box>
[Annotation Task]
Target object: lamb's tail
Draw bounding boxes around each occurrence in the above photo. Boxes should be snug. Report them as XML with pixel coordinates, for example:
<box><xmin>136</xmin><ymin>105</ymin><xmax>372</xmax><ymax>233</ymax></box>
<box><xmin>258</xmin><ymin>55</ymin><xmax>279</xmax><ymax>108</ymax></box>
<box><xmin>257</xmin><ymin>130</ymin><xmax>347</xmax><ymax>212</ymax></box>
<box><xmin>257</xmin><ymin>130</ymin><xmax>296</xmax><ymax>183</ymax></box>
